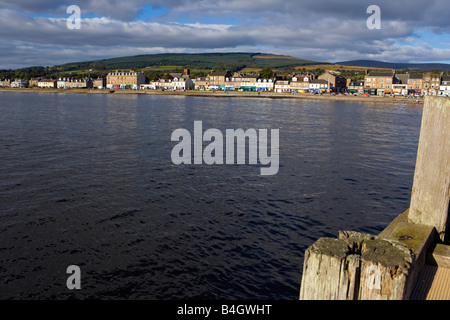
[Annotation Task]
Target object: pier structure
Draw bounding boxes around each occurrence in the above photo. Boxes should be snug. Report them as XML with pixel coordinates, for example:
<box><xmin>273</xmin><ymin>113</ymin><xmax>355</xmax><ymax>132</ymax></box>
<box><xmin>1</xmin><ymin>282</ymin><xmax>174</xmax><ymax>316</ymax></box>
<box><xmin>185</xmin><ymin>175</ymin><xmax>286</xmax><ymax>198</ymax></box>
<box><xmin>299</xmin><ymin>96</ymin><xmax>450</xmax><ymax>300</ymax></box>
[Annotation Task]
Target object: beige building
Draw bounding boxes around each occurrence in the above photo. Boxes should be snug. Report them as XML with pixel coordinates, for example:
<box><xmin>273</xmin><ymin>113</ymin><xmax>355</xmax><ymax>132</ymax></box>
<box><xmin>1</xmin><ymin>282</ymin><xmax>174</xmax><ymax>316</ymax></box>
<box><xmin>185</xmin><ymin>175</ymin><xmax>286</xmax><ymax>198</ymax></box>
<box><xmin>194</xmin><ymin>77</ymin><xmax>210</xmax><ymax>90</ymax></box>
<box><xmin>290</xmin><ymin>76</ymin><xmax>309</xmax><ymax>92</ymax></box>
<box><xmin>1</xmin><ymin>79</ymin><xmax>11</xmax><ymax>87</ymax></box>
<box><xmin>69</xmin><ymin>79</ymin><xmax>93</xmax><ymax>88</ymax></box>
<box><xmin>364</xmin><ymin>71</ymin><xmax>395</xmax><ymax>94</ymax></box>
<box><xmin>106</xmin><ymin>71</ymin><xmax>145</xmax><ymax>89</ymax></box>
<box><xmin>208</xmin><ymin>71</ymin><xmax>232</xmax><ymax>89</ymax></box>
<box><xmin>29</xmin><ymin>79</ymin><xmax>39</xmax><ymax>87</ymax></box>
<box><xmin>318</xmin><ymin>72</ymin><xmax>347</xmax><ymax>93</ymax></box>
<box><xmin>93</xmin><ymin>78</ymin><xmax>106</xmax><ymax>89</ymax></box>
<box><xmin>422</xmin><ymin>73</ymin><xmax>441</xmax><ymax>95</ymax></box>
<box><xmin>407</xmin><ymin>73</ymin><xmax>423</xmax><ymax>92</ymax></box>
<box><xmin>57</xmin><ymin>77</ymin><xmax>93</xmax><ymax>89</ymax></box>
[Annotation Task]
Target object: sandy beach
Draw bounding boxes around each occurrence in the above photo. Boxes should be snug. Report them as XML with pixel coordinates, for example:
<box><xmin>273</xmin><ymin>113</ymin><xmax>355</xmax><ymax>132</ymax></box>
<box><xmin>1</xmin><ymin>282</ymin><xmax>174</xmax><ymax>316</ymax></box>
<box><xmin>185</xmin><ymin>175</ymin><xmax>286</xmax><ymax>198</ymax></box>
<box><xmin>0</xmin><ymin>87</ymin><xmax>425</xmax><ymax>105</ymax></box>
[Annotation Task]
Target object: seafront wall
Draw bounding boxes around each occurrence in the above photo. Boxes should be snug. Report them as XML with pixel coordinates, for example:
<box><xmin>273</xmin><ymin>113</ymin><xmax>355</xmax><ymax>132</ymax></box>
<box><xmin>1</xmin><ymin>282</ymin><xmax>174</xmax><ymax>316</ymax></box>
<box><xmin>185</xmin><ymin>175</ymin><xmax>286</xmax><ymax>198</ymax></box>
<box><xmin>0</xmin><ymin>87</ymin><xmax>424</xmax><ymax>105</ymax></box>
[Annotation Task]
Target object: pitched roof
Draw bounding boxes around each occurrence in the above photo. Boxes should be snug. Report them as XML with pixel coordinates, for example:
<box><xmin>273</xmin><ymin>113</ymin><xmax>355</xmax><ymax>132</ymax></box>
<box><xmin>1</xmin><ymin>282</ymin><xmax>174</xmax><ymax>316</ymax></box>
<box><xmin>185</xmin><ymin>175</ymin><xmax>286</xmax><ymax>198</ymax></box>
<box><xmin>408</xmin><ymin>73</ymin><xmax>423</xmax><ymax>79</ymax></box>
<box><xmin>367</xmin><ymin>71</ymin><xmax>394</xmax><ymax>77</ymax></box>
<box><xmin>396</xmin><ymin>74</ymin><xmax>409</xmax><ymax>84</ymax></box>
<box><xmin>209</xmin><ymin>71</ymin><xmax>228</xmax><ymax>76</ymax></box>
<box><xmin>311</xmin><ymin>79</ymin><xmax>328</xmax><ymax>84</ymax></box>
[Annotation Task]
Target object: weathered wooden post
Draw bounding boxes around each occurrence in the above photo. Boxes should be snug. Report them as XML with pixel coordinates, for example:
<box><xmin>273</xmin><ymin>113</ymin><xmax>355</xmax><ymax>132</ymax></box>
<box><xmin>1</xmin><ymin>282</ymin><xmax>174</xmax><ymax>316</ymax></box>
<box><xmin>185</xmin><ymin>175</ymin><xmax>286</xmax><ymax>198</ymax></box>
<box><xmin>299</xmin><ymin>231</ymin><xmax>415</xmax><ymax>300</ymax></box>
<box><xmin>408</xmin><ymin>96</ymin><xmax>450</xmax><ymax>242</ymax></box>
<box><xmin>299</xmin><ymin>96</ymin><xmax>450</xmax><ymax>300</ymax></box>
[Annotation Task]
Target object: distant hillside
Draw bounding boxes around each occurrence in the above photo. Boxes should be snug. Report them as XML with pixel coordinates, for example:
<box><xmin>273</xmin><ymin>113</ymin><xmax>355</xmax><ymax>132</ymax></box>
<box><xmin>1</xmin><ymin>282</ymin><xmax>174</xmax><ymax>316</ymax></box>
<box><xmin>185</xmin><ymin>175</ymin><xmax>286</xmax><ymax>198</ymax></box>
<box><xmin>336</xmin><ymin>60</ymin><xmax>450</xmax><ymax>71</ymax></box>
<box><xmin>1</xmin><ymin>52</ymin><xmax>325</xmax><ymax>80</ymax></box>
<box><xmin>56</xmin><ymin>52</ymin><xmax>323</xmax><ymax>72</ymax></box>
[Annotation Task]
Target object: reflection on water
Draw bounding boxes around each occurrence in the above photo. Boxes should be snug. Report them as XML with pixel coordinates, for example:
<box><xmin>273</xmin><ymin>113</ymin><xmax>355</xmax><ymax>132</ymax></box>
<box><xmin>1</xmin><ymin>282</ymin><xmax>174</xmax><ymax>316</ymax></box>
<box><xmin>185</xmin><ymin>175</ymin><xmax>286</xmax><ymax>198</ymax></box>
<box><xmin>0</xmin><ymin>92</ymin><xmax>422</xmax><ymax>299</ymax></box>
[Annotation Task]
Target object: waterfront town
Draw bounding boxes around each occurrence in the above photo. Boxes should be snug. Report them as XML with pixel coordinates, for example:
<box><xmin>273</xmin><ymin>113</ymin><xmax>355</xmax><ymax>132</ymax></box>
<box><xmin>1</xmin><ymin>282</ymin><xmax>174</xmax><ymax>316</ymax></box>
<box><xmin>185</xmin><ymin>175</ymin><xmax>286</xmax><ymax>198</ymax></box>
<box><xmin>1</xmin><ymin>68</ymin><xmax>450</xmax><ymax>97</ymax></box>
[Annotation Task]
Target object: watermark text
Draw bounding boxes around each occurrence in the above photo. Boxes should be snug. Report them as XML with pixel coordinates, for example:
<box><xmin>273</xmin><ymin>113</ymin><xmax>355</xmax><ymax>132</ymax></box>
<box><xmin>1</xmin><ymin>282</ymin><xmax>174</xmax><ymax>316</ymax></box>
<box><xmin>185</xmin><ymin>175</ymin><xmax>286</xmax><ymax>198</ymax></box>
<box><xmin>171</xmin><ymin>121</ymin><xmax>279</xmax><ymax>176</ymax></box>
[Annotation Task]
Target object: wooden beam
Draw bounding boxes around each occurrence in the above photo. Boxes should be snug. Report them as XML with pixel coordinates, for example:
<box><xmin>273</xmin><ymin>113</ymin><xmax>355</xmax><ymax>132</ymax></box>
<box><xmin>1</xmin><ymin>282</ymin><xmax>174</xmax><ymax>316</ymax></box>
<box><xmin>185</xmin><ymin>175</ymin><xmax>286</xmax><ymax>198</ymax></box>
<box><xmin>408</xmin><ymin>96</ymin><xmax>450</xmax><ymax>242</ymax></box>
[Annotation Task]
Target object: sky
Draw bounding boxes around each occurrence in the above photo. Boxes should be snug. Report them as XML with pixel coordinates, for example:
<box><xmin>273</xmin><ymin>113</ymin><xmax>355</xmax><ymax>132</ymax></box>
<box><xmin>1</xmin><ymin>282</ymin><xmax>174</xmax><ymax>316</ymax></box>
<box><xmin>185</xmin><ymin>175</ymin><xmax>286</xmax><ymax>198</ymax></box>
<box><xmin>1</xmin><ymin>0</ymin><xmax>450</xmax><ymax>69</ymax></box>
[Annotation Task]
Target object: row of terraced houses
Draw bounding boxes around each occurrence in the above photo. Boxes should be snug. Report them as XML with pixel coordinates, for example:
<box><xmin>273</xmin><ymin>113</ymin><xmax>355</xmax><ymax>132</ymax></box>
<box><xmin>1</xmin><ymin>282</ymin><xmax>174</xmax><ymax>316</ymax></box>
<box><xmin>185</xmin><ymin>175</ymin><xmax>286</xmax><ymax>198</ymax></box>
<box><xmin>2</xmin><ymin>69</ymin><xmax>450</xmax><ymax>96</ymax></box>
<box><xmin>138</xmin><ymin>69</ymin><xmax>450</xmax><ymax>96</ymax></box>
<box><xmin>95</xmin><ymin>69</ymin><xmax>450</xmax><ymax>96</ymax></box>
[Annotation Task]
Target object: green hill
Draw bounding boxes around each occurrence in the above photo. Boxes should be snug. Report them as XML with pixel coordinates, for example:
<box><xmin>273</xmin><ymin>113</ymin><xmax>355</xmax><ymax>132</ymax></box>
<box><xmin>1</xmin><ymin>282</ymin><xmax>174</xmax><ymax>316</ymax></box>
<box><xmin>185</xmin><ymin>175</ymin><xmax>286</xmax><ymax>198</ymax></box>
<box><xmin>0</xmin><ymin>52</ymin><xmax>326</xmax><ymax>80</ymax></box>
<box><xmin>56</xmin><ymin>52</ymin><xmax>322</xmax><ymax>71</ymax></box>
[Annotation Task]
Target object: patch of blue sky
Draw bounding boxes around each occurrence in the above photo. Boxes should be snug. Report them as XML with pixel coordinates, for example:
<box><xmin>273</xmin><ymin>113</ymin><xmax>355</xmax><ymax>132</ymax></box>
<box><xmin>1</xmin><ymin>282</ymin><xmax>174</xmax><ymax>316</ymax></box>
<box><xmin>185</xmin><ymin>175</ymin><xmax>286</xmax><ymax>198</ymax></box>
<box><xmin>136</xmin><ymin>4</ymin><xmax>168</xmax><ymax>21</ymax></box>
<box><xmin>414</xmin><ymin>29</ymin><xmax>450</xmax><ymax>49</ymax></box>
<box><xmin>392</xmin><ymin>29</ymin><xmax>450</xmax><ymax>63</ymax></box>
<box><xmin>392</xmin><ymin>29</ymin><xmax>449</xmax><ymax>48</ymax></box>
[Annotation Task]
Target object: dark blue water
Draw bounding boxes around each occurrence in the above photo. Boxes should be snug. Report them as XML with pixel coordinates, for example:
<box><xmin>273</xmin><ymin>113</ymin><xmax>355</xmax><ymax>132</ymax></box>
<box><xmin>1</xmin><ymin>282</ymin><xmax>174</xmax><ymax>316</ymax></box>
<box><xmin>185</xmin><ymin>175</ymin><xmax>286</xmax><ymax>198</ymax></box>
<box><xmin>0</xmin><ymin>92</ymin><xmax>422</xmax><ymax>299</ymax></box>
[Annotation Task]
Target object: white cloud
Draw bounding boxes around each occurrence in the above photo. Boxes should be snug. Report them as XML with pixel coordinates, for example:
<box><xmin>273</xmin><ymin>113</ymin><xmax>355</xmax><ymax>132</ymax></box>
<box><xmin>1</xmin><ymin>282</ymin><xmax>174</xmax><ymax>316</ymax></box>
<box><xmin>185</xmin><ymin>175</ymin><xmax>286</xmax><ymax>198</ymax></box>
<box><xmin>0</xmin><ymin>0</ymin><xmax>449</xmax><ymax>68</ymax></box>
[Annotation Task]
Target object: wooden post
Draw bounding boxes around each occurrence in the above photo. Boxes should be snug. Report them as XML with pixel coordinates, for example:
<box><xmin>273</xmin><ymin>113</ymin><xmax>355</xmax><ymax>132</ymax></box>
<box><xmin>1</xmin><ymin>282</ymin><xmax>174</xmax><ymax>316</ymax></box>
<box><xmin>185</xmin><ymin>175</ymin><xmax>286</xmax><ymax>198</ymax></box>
<box><xmin>408</xmin><ymin>96</ymin><xmax>450</xmax><ymax>242</ymax></box>
<box><xmin>299</xmin><ymin>237</ymin><xmax>360</xmax><ymax>300</ymax></box>
<box><xmin>299</xmin><ymin>97</ymin><xmax>449</xmax><ymax>300</ymax></box>
<box><xmin>299</xmin><ymin>231</ymin><xmax>414</xmax><ymax>300</ymax></box>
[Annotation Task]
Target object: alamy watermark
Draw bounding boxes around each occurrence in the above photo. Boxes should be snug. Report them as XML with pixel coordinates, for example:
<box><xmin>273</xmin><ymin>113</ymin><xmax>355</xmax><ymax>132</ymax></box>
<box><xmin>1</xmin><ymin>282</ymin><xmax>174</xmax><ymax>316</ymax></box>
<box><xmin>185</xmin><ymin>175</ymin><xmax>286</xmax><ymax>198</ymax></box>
<box><xmin>171</xmin><ymin>121</ymin><xmax>279</xmax><ymax>176</ymax></box>
<box><xmin>366</xmin><ymin>5</ymin><xmax>381</xmax><ymax>29</ymax></box>
<box><xmin>66</xmin><ymin>265</ymin><xmax>81</xmax><ymax>290</ymax></box>
<box><xmin>67</xmin><ymin>5</ymin><xmax>81</xmax><ymax>30</ymax></box>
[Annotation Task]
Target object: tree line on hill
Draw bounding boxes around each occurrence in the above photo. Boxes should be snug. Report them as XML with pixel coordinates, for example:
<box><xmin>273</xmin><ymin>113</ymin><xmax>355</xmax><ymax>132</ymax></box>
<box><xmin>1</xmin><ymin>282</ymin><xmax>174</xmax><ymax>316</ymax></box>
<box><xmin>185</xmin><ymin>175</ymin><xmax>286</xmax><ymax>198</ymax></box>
<box><xmin>2</xmin><ymin>63</ymin><xmax>448</xmax><ymax>83</ymax></box>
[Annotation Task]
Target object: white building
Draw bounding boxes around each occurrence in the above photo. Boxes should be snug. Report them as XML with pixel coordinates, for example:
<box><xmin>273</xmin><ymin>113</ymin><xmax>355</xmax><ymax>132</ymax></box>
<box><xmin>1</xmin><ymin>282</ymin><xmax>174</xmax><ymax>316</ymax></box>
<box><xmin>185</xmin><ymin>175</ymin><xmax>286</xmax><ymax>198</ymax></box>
<box><xmin>152</xmin><ymin>79</ymin><xmax>174</xmax><ymax>90</ymax></box>
<box><xmin>57</xmin><ymin>77</ymin><xmax>70</xmax><ymax>88</ymax></box>
<box><xmin>172</xmin><ymin>76</ymin><xmax>195</xmax><ymax>91</ymax></box>
<box><xmin>254</xmin><ymin>79</ymin><xmax>274</xmax><ymax>91</ymax></box>
<box><xmin>140</xmin><ymin>83</ymin><xmax>156</xmax><ymax>90</ymax></box>
<box><xmin>439</xmin><ymin>76</ymin><xmax>450</xmax><ymax>96</ymax></box>
<box><xmin>309</xmin><ymin>79</ymin><xmax>328</xmax><ymax>92</ymax></box>
<box><xmin>11</xmin><ymin>79</ymin><xmax>29</xmax><ymax>88</ymax></box>
<box><xmin>274</xmin><ymin>80</ymin><xmax>290</xmax><ymax>93</ymax></box>
<box><xmin>392</xmin><ymin>84</ymin><xmax>408</xmax><ymax>96</ymax></box>
<box><xmin>38</xmin><ymin>80</ymin><xmax>56</xmax><ymax>88</ymax></box>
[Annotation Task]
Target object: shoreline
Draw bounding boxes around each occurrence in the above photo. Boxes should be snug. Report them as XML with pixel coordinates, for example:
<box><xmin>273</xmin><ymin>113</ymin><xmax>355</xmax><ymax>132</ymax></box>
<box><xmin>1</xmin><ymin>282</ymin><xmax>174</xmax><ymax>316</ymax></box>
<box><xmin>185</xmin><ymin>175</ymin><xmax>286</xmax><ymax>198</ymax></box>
<box><xmin>0</xmin><ymin>87</ymin><xmax>425</xmax><ymax>104</ymax></box>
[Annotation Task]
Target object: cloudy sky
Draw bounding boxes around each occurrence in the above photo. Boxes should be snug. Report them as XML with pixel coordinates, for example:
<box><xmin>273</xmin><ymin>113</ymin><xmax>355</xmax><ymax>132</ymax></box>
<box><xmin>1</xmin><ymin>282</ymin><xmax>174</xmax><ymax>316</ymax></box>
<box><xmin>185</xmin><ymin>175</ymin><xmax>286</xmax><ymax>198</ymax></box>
<box><xmin>1</xmin><ymin>0</ymin><xmax>450</xmax><ymax>69</ymax></box>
